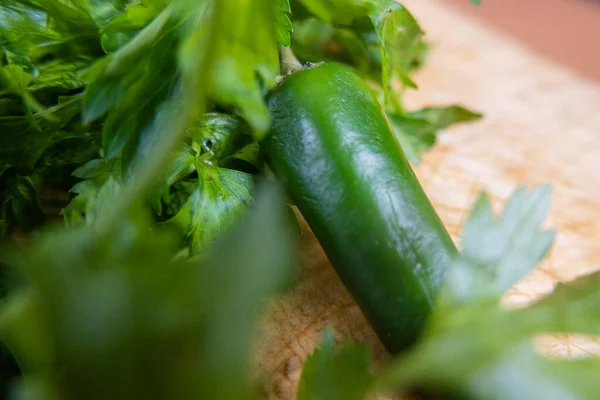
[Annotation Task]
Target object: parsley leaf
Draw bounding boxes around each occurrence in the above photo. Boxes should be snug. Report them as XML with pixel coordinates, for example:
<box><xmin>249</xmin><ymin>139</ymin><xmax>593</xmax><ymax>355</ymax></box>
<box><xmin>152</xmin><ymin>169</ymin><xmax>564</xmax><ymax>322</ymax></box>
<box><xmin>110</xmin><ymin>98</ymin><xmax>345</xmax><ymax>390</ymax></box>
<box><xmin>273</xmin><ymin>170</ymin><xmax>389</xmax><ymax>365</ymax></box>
<box><xmin>298</xmin><ymin>326</ymin><xmax>374</xmax><ymax>400</ymax></box>
<box><xmin>376</xmin><ymin>185</ymin><xmax>600</xmax><ymax>400</ymax></box>
<box><xmin>369</xmin><ymin>1</ymin><xmax>423</xmax><ymax>104</ymax></box>
<box><xmin>466</xmin><ymin>344</ymin><xmax>600</xmax><ymax>400</ymax></box>
<box><xmin>0</xmin><ymin>183</ymin><xmax>294</xmax><ymax>400</ymax></box>
<box><xmin>518</xmin><ymin>271</ymin><xmax>600</xmax><ymax>337</ymax></box>
<box><xmin>277</xmin><ymin>0</ymin><xmax>294</xmax><ymax>46</ymax></box>
<box><xmin>387</xmin><ymin>106</ymin><xmax>482</xmax><ymax>164</ymax></box>
<box><xmin>295</xmin><ymin>0</ymin><xmax>374</xmax><ymax>27</ymax></box>
<box><xmin>164</xmin><ymin>167</ymin><xmax>254</xmax><ymax>255</ymax></box>
<box><xmin>440</xmin><ymin>185</ymin><xmax>555</xmax><ymax>305</ymax></box>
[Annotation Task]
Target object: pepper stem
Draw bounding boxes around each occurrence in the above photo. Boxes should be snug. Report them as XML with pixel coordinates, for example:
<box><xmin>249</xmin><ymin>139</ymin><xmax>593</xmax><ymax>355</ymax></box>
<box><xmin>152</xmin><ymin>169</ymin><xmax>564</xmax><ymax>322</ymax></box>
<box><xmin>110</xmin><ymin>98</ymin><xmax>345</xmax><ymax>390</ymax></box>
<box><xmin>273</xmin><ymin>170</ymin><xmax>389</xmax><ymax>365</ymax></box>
<box><xmin>278</xmin><ymin>45</ymin><xmax>303</xmax><ymax>76</ymax></box>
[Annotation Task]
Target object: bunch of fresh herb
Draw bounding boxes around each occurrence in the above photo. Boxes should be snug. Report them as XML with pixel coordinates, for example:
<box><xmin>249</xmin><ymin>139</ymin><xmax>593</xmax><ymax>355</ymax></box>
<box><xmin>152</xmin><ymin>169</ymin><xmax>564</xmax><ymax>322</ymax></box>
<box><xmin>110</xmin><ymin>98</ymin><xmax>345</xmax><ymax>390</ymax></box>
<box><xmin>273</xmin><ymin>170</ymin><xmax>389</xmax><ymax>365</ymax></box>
<box><xmin>1</xmin><ymin>1</ymin><xmax>597</xmax><ymax>400</ymax></box>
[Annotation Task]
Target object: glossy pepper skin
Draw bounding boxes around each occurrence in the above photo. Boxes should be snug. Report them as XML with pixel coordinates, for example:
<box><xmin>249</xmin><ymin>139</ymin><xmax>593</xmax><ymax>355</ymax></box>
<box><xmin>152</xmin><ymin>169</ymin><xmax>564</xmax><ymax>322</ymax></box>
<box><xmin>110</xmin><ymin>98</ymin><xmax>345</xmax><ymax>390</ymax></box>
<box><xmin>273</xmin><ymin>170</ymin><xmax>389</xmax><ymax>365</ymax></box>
<box><xmin>263</xmin><ymin>63</ymin><xmax>458</xmax><ymax>353</ymax></box>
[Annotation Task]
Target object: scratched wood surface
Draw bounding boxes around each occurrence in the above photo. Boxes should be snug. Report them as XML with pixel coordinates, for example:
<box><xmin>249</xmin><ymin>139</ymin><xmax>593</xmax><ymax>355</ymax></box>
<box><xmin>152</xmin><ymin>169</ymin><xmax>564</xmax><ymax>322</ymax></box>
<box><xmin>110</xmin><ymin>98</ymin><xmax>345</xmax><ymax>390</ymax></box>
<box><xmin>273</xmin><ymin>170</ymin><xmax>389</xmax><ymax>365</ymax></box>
<box><xmin>253</xmin><ymin>1</ymin><xmax>600</xmax><ymax>398</ymax></box>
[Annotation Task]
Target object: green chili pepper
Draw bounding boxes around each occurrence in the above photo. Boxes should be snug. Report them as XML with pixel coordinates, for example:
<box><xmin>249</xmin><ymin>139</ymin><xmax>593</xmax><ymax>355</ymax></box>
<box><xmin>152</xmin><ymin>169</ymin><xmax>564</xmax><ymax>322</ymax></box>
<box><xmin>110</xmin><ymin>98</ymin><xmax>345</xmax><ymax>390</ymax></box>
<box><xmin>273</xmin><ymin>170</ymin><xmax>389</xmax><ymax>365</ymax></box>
<box><xmin>264</xmin><ymin>62</ymin><xmax>458</xmax><ymax>353</ymax></box>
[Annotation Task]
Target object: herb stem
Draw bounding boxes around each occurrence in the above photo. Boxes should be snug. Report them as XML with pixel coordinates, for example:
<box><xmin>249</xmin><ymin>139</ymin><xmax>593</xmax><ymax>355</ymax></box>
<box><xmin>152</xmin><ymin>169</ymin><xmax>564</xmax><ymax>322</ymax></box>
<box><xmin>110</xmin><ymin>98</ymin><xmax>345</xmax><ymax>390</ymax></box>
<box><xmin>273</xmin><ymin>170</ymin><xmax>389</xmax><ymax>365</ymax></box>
<box><xmin>278</xmin><ymin>45</ymin><xmax>303</xmax><ymax>76</ymax></box>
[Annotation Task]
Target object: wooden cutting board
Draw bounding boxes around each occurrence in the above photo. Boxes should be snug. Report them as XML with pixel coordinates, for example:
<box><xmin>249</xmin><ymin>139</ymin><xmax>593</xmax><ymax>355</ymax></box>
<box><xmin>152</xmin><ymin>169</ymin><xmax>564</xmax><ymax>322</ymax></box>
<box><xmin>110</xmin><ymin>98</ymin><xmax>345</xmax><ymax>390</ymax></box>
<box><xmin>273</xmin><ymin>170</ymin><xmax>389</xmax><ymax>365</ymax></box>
<box><xmin>254</xmin><ymin>1</ymin><xmax>600</xmax><ymax>398</ymax></box>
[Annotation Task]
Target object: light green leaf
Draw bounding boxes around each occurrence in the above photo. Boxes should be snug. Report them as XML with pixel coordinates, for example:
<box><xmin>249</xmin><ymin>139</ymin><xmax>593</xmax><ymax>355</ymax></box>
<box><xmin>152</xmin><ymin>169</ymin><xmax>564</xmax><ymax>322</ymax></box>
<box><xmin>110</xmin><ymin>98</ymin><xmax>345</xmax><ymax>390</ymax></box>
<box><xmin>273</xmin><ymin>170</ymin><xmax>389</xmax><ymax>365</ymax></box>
<box><xmin>369</xmin><ymin>1</ymin><xmax>423</xmax><ymax>105</ymax></box>
<box><xmin>386</xmin><ymin>111</ymin><xmax>436</xmax><ymax>164</ymax></box>
<box><xmin>178</xmin><ymin>0</ymin><xmax>279</xmax><ymax>138</ymax></box>
<box><xmin>63</xmin><ymin>158</ymin><xmax>121</xmax><ymax>226</ymax></box>
<box><xmin>466</xmin><ymin>345</ymin><xmax>600</xmax><ymax>400</ymax></box>
<box><xmin>517</xmin><ymin>271</ymin><xmax>600</xmax><ymax>337</ymax></box>
<box><xmin>28</xmin><ymin>59</ymin><xmax>88</xmax><ymax>92</ymax></box>
<box><xmin>440</xmin><ymin>185</ymin><xmax>555</xmax><ymax>305</ymax></box>
<box><xmin>298</xmin><ymin>326</ymin><xmax>374</xmax><ymax>400</ymax></box>
<box><xmin>164</xmin><ymin>146</ymin><xmax>196</xmax><ymax>186</ymax></box>
<box><xmin>379</xmin><ymin>272</ymin><xmax>600</xmax><ymax>398</ymax></box>
<box><xmin>186</xmin><ymin>112</ymin><xmax>254</xmax><ymax>164</ymax></box>
<box><xmin>387</xmin><ymin>106</ymin><xmax>481</xmax><ymax>164</ymax></box>
<box><xmin>85</xmin><ymin>0</ymin><xmax>126</xmax><ymax>27</ymax></box>
<box><xmin>164</xmin><ymin>166</ymin><xmax>254</xmax><ymax>255</ymax></box>
<box><xmin>407</xmin><ymin>105</ymin><xmax>482</xmax><ymax>130</ymax></box>
<box><xmin>296</xmin><ymin>0</ymin><xmax>374</xmax><ymax>27</ymax></box>
<box><xmin>277</xmin><ymin>0</ymin><xmax>293</xmax><ymax>46</ymax></box>
<box><xmin>376</xmin><ymin>185</ymin><xmax>600</xmax><ymax>400</ymax></box>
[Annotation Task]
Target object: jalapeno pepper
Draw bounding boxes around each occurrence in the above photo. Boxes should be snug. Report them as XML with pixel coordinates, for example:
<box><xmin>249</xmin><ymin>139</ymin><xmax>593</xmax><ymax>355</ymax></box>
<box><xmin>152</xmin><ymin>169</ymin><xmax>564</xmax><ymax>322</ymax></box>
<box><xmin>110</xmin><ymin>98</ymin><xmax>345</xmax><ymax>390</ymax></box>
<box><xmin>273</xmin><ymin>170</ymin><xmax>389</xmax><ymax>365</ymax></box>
<box><xmin>264</xmin><ymin>62</ymin><xmax>458</xmax><ymax>353</ymax></box>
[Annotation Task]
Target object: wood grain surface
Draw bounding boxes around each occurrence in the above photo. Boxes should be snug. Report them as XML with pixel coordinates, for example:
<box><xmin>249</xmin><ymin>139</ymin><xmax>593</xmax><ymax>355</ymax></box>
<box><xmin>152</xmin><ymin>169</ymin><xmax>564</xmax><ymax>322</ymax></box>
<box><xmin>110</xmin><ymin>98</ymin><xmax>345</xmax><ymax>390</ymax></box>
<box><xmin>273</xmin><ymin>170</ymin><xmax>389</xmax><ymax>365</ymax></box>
<box><xmin>253</xmin><ymin>1</ymin><xmax>600</xmax><ymax>398</ymax></box>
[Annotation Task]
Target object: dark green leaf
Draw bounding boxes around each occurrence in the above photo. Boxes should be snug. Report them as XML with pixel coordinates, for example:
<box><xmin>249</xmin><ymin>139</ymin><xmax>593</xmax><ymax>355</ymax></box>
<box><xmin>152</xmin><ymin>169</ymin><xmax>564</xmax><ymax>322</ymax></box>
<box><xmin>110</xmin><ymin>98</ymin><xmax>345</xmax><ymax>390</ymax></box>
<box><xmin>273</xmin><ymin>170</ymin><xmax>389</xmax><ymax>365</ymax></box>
<box><xmin>1</xmin><ymin>182</ymin><xmax>293</xmax><ymax>400</ymax></box>
<box><xmin>186</xmin><ymin>112</ymin><xmax>254</xmax><ymax>164</ymax></box>
<box><xmin>164</xmin><ymin>166</ymin><xmax>254</xmax><ymax>255</ymax></box>
<box><xmin>0</xmin><ymin>172</ymin><xmax>46</xmax><ymax>237</ymax></box>
<box><xmin>298</xmin><ymin>326</ymin><xmax>374</xmax><ymax>400</ymax></box>
<box><xmin>0</xmin><ymin>95</ymin><xmax>82</xmax><ymax>169</ymax></box>
<box><xmin>192</xmin><ymin>182</ymin><xmax>295</xmax><ymax>399</ymax></box>
<box><xmin>28</xmin><ymin>59</ymin><xmax>88</xmax><ymax>92</ymax></box>
<box><xmin>62</xmin><ymin>158</ymin><xmax>120</xmax><ymax>226</ymax></box>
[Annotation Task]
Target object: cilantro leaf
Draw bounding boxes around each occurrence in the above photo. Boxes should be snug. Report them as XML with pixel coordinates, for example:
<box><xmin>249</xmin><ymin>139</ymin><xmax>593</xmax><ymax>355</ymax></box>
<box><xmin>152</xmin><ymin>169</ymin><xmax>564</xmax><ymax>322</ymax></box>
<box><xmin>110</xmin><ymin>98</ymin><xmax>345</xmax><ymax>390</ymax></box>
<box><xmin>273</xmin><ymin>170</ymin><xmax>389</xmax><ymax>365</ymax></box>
<box><xmin>377</xmin><ymin>185</ymin><xmax>600</xmax><ymax>400</ymax></box>
<box><xmin>440</xmin><ymin>185</ymin><xmax>555</xmax><ymax>305</ymax></box>
<box><xmin>164</xmin><ymin>166</ymin><xmax>254</xmax><ymax>255</ymax></box>
<box><xmin>62</xmin><ymin>157</ymin><xmax>120</xmax><ymax>226</ymax></box>
<box><xmin>1</xmin><ymin>182</ymin><xmax>294</xmax><ymax>400</ymax></box>
<box><xmin>387</xmin><ymin>105</ymin><xmax>482</xmax><ymax>164</ymax></box>
<box><xmin>387</xmin><ymin>112</ymin><xmax>437</xmax><ymax>164</ymax></box>
<box><xmin>466</xmin><ymin>345</ymin><xmax>600</xmax><ymax>400</ymax></box>
<box><xmin>518</xmin><ymin>271</ymin><xmax>600</xmax><ymax>337</ymax></box>
<box><xmin>176</xmin><ymin>0</ymin><xmax>279</xmax><ymax>137</ymax></box>
<box><xmin>295</xmin><ymin>0</ymin><xmax>374</xmax><ymax>27</ymax></box>
<box><xmin>277</xmin><ymin>0</ymin><xmax>294</xmax><ymax>46</ymax></box>
<box><xmin>298</xmin><ymin>326</ymin><xmax>374</xmax><ymax>400</ymax></box>
<box><xmin>408</xmin><ymin>105</ymin><xmax>483</xmax><ymax>130</ymax></box>
<box><xmin>0</xmin><ymin>95</ymin><xmax>83</xmax><ymax>170</ymax></box>
<box><xmin>85</xmin><ymin>0</ymin><xmax>127</xmax><ymax>28</ymax></box>
<box><xmin>82</xmin><ymin>8</ymin><xmax>177</xmax><ymax>162</ymax></box>
<box><xmin>28</xmin><ymin>59</ymin><xmax>88</xmax><ymax>93</ymax></box>
<box><xmin>369</xmin><ymin>1</ymin><xmax>423</xmax><ymax>104</ymax></box>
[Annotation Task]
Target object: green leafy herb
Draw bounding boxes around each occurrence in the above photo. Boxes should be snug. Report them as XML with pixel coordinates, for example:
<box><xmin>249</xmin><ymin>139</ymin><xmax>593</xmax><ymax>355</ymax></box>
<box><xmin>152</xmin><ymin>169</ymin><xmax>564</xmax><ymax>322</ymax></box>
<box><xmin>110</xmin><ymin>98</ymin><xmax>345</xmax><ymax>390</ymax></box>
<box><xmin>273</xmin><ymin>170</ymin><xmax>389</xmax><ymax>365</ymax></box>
<box><xmin>165</xmin><ymin>167</ymin><xmax>254</xmax><ymax>254</ymax></box>
<box><xmin>297</xmin><ymin>326</ymin><xmax>374</xmax><ymax>400</ymax></box>
<box><xmin>295</xmin><ymin>0</ymin><xmax>374</xmax><ymax>27</ymax></box>
<box><xmin>387</xmin><ymin>105</ymin><xmax>482</xmax><ymax>164</ymax></box>
<box><xmin>0</xmin><ymin>182</ymin><xmax>294</xmax><ymax>400</ymax></box>
<box><xmin>373</xmin><ymin>186</ymin><xmax>600</xmax><ymax>399</ymax></box>
<box><xmin>182</xmin><ymin>0</ymin><xmax>280</xmax><ymax>137</ymax></box>
<box><xmin>440</xmin><ymin>185</ymin><xmax>555</xmax><ymax>305</ymax></box>
<box><xmin>277</xmin><ymin>0</ymin><xmax>294</xmax><ymax>46</ymax></box>
<box><xmin>369</xmin><ymin>1</ymin><xmax>423</xmax><ymax>103</ymax></box>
